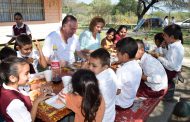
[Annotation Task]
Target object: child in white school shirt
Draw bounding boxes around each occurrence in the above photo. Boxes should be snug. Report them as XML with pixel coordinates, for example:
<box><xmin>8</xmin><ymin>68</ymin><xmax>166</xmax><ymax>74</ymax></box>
<box><xmin>135</xmin><ymin>39</ymin><xmax>168</xmax><ymax>98</ymax></box>
<box><xmin>88</xmin><ymin>48</ymin><xmax>118</xmax><ymax>122</ymax></box>
<box><xmin>115</xmin><ymin>37</ymin><xmax>142</xmax><ymax>109</ymax></box>
<box><xmin>16</xmin><ymin>35</ymin><xmax>47</xmax><ymax>73</ymax></box>
<box><xmin>152</xmin><ymin>24</ymin><xmax>184</xmax><ymax>100</ymax></box>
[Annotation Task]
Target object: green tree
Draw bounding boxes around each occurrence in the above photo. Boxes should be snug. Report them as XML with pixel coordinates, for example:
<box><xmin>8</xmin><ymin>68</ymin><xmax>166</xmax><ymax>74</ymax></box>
<box><xmin>136</xmin><ymin>0</ymin><xmax>190</xmax><ymax>23</ymax></box>
<box><xmin>90</xmin><ymin>0</ymin><xmax>112</xmax><ymax>16</ymax></box>
<box><xmin>113</xmin><ymin>0</ymin><xmax>137</xmax><ymax>15</ymax></box>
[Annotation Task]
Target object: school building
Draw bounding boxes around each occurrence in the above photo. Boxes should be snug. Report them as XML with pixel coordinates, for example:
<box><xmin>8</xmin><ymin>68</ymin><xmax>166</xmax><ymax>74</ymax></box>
<box><xmin>0</xmin><ymin>0</ymin><xmax>63</xmax><ymax>45</ymax></box>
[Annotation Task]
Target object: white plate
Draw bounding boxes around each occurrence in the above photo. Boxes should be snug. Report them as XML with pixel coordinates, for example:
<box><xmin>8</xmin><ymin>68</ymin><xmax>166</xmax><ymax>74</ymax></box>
<box><xmin>45</xmin><ymin>95</ymin><xmax>65</xmax><ymax>109</ymax></box>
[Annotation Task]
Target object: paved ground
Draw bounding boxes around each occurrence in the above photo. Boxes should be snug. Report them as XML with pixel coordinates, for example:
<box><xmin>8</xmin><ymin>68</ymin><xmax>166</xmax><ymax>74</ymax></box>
<box><xmin>147</xmin><ymin>65</ymin><xmax>190</xmax><ymax>122</ymax></box>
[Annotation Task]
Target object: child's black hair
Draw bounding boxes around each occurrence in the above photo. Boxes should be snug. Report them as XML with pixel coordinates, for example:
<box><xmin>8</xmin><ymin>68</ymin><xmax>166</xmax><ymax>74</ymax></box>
<box><xmin>71</xmin><ymin>69</ymin><xmax>101</xmax><ymax>122</ymax></box>
<box><xmin>116</xmin><ymin>37</ymin><xmax>138</xmax><ymax>58</ymax></box>
<box><xmin>164</xmin><ymin>24</ymin><xmax>183</xmax><ymax>44</ymax></box>
<box><xmin>136</xmin><ymin>39</ymin><xmax>145</xmax><ymax>49</ymax></box>
<box><xmin>0</xmin><ymin>46</ymin><xmax>17</xmax><ymax>61</ymax></box>
<box><xmin>154</xmin><ymin>33</ymin><xmax>164</xmax><ymax>44</ymax></box>
<box><xmin>106</xmin><ymin>28</ymin><xmax>116</xmax><ymax>41</ymax></box>
<box><xmin>16</xmin><ymin>35</ymin><xmax>32</xmax><ymax>48</ymax></box>
<box><xmin>90</xmin><ymin>48</ymin><xmax>110</xmax><ymax>66</ymax></box>
<box><xmin>14</xmin><ymin>12</ymin><xmax>23</xmax><ymax>19</ymax></box>
<box><xmin>0</xmin><ymin>57</ymin><xmax>28</xmax><ymax>85</ymax></box>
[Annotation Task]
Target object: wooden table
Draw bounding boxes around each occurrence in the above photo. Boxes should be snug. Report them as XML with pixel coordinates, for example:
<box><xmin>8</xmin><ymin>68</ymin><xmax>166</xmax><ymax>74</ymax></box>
<box><xmin>35</xmin><ymin>78</ymin><xmax>72</xmax><ymax>121</ymax></box>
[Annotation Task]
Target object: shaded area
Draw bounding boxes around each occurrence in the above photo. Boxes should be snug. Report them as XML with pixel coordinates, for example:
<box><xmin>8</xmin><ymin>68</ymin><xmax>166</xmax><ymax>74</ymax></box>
<box><xmin>147</xmin><ymin>66</ymin><xmax>190</xmax><ymax>122</ymax></box>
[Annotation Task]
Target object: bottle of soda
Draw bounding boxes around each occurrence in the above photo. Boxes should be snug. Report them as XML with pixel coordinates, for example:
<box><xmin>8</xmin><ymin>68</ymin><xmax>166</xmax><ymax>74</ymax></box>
<box><xmin>50</xmin><ymin>45</ymin><xmax>62</xmax><ymax>83</ymax></box>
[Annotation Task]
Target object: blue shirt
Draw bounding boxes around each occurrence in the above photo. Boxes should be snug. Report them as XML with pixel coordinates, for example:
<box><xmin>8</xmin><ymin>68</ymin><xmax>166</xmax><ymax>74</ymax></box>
<box><xmin>79</xmin><ymin>29</ymin><xmax>101</xmax><ymax>50</ymax></box>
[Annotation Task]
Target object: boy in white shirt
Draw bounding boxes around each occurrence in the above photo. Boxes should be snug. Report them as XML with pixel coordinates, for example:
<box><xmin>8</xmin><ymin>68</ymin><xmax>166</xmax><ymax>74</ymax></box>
<box><xmin>88</xmin><ymin>48</ymin><xmax>117</xmax><ymax>122</ymax></box>
<box><xmin>135</xmin><ymin>39</ymin><xmax>168</xmax><ymax>98</ymax></box>
<box><xmin>16</xmin><ymin>35</ymin><xmax>47</xmax><ymax>73</ymax></box>
<box><xmin>115</xmin><ymin>37</ymin><xmax>142</xmax><ymax>109</ymax></box>
<box><xmin>153</xmin><ymin>24</ymin><xmax>184</xmax><ymax>100</ymax></box>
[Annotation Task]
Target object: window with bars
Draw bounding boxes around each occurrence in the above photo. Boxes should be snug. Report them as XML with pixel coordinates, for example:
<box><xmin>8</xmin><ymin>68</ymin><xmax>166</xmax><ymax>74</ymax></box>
<box><xmin>0</xmin><ymin>0</ymin><xmax>44</xmax><ymax>22</ymax></box>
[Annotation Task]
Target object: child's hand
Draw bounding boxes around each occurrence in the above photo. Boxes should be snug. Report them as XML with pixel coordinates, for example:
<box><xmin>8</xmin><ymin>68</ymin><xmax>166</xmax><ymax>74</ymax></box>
<box><xmin>81</xmin><ymin>61</ymin><xmax>89</xmax><ymax>69</ymax></box>
<box><xmin>34</xmin><ymin>40</ymin><xmax>41</xmax><ymax>50</ymax></box>
<box><xmin>26</xmin><ymin>57</ymin><xmax>34</xmax><ymax>63</ymax></box>
<box><xmin>35</xmin><ymin>92</ymin><xmax>51</xmax><ymax>103</ymax></box>
<box><xmin>160</xmin><ymin>41</ymin><xmax>167</xmax><ymax>48</ymax></box>
<box><xmin>40</xmin><ymin>84</ymin><xmax>53</xmax><ymax>95</ymax></box>
<box><xmin>57</xmin><ymin>90</ymin><xmax>66</xmax><ymax>104</ymax></box>
<box><xmin>150</xmin><ymin>52</ymin><xmax>160</xmax><ymax>58</ymax></box>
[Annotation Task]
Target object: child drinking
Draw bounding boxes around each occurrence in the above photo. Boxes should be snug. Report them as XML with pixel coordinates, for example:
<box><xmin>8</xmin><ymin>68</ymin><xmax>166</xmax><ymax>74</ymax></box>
<box><xmin>58</xmin><ymin>69</ymin><xmax>105</xmax><ymax>122</ymax></box>
<box><xmin>101</xmin><ymin>28</ymin><xmax>116</xmax><ymax>53</ymax></box>
<box><xmin>0</xmin><ymin>57</ymin><xmax>49</xmax><ymax>122</ymax></box>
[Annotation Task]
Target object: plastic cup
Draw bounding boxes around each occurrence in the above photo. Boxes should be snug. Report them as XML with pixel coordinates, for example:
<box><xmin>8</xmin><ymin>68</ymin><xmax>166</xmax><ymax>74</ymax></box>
<box><xmin>62</xmin><ymin>76</ymin><xmax>72</xmax><ymax>93</ymax></box>
<box><xmin>44</xmin><ymin>70</ymin><xmax>52</xmax><ymax>82</ymax></box>
<box><xmin>62</xmin><ymin>76</ymin><xmax>72</xmax><ymax>87</ymax></box>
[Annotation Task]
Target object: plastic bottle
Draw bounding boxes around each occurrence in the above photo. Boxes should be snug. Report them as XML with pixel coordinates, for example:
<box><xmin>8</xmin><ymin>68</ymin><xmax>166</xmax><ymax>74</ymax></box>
<box><xmin>50</xmin><ymin>45</ymin><xmax>62</xmax><ymax>83</ymax></box>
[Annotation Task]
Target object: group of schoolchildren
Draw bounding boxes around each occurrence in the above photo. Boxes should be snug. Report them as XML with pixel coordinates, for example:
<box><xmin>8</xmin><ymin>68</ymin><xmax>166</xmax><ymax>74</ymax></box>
<box><xmin>0</xmin><ymin>13</ymin><xmax>184</xmax><ymax>122</ymax></box>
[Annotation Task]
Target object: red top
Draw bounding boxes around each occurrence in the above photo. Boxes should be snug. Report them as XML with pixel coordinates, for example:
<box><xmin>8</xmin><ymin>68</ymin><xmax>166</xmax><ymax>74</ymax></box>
<box><xmin>114</xmin><ymin>34</ymin><xmax>121</xmax><ymax>44</ymax></box>
<box><xmin>0</xmin><ymin>86</ymin><xmax>32</xmax><ymax>122</ymax></box>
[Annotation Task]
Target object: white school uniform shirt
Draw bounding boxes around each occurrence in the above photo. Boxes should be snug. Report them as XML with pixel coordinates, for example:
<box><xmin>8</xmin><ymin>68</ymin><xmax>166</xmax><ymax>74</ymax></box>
<box><xmin>158</xmin><ymin>40</ymin><xmax>184</xmax><ymax>72</ymax></box>
<box><xmin>17</xmin><ymin>50</ymin><xmax>39</xmax><ymax>73</ymax></box>
<box><xmin>42</xmin><ymin>29</ymin><xmax>80</xmax><ymax>64</ymax></box>
<box><xmin>96</xmin><ymin>68</ymin><xmax>117</xmax><ymax>122</ymax></box>
<box><xmin>116</xmin><ymin>60</ymin><xmax>142</xmax><ymax>108</ymax></box>
<box><xmin>140</xmin><ymin>53</ymin><xmax>168</xmax><ymax>91</ymax></box>
<box><xmin>2</xmin><ymin>83</ymin><xmax>32</xmax><ymax>122</ymax></box>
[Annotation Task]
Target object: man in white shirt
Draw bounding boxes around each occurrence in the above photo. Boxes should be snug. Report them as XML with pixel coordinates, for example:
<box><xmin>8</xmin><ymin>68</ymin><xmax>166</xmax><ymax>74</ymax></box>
<box><xmin>115</xmin><ymin>37</ymin><xmax>142</xmax><ymax>109</ymax></box>
<box><xmin>88</xmin><ymin>48</ymin><xmax>118</xmax><ymax>122</ymax></box>
<box><xmin>42</xmin><ymin>15</ymin><xmax>84</xmax><ymax>65</ymax></box>
<box><xmin>135</xmin><ymin>40</ymin><xmax>168</xmax><ymax>98</ymax></box>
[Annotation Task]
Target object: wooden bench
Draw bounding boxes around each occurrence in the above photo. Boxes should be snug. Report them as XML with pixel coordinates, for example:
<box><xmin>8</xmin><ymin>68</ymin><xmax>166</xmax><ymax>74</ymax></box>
<box><xmin>115</xmin><ymin>97</ymin><xmax>161</xmax><ymax>122</ymax></box>
<box><xmin>115</xmin><ymin>87</ymin><xmax>168</xmax><ymax>122</ymax></box>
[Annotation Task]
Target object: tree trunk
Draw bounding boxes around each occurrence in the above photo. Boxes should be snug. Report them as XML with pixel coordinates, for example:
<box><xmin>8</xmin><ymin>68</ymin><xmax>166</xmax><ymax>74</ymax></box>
<box><xmin>136</xmin><ymin>0</ymin><xmax>159</xmax><ymax>24</ymax></box>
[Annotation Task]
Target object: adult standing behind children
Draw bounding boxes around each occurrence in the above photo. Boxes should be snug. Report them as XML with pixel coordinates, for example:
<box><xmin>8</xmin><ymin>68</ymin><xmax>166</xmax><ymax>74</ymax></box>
<box><xmin>115</xmin><ymin>37</ymin><xmax>142</xmax><ymax>109</ymax></box>
<box><xmin>8</xmin><ymin>12</ymin><xmax>32</xmax><ymax>50</ymax></box>
<box><xmin>135</xmin><ymin>40</ymin><xmax>168</xmax><ymax>98</ymax></box>
<box><xmin>42</xmin><ymin>15</ymin><xmax>84</xmax><ymax>65</ymax></box>
<box><xmin>79</xmin><ymin>16</ymin><xmax>105</xmax><ymax>56</ymax></box>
